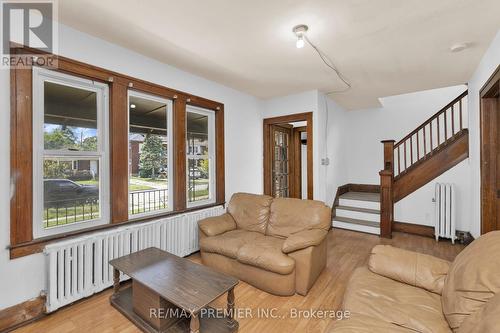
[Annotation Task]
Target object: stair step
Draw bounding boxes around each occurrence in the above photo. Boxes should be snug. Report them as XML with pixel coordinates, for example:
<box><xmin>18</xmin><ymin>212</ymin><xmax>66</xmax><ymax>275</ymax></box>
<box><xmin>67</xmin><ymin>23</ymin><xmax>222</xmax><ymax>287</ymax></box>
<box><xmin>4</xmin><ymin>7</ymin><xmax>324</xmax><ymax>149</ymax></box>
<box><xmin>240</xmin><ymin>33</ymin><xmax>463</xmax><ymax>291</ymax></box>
<box><xmin>338</xmin><ymin>191</ymin><xmax>380</xmax><ymax>210</ymax></box>
<box><xmin>332</xmin><ymin>217</ymin><xmax>380</xmax><ymax>235</ymax></box>
<box><xmin>339</xmin><ymin>192</ymin><xmax>380</xmax><ymax>202</ymax></box>
<box><xmin>333</xmin><ymin>216</ymin><xmax>379</xmax><ymax>228</ymax></box>
<box><xmin>336</xmin><ymin>205</ymin><xmax>380</xmax><ymax>214</ymax></box>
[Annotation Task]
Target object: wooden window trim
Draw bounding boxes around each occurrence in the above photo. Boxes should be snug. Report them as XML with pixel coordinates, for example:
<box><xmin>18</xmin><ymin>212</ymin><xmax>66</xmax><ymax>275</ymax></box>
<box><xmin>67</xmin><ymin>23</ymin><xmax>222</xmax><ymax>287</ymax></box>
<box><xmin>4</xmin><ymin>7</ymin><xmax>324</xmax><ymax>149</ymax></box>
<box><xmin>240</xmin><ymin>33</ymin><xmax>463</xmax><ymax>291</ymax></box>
<box><xmin>9</xmin><ymin>45</ymin><xmax>225</xmax><ymax>258</ymax></box>
<box><xmin>263</xmin><ymin>112</ymin><xmax>313</xmax><ymax>199</ymax></box>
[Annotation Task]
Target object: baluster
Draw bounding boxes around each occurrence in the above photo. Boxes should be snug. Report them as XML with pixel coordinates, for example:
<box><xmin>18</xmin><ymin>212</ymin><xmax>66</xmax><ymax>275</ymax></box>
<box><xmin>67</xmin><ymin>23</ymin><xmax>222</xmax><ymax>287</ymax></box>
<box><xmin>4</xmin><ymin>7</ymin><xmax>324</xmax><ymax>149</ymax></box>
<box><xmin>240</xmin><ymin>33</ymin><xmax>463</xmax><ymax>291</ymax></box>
<box><xmin>397</xmin><ymin>145</ymin><xmax>401</xmax><ymax>175</ymax></box>
<box><xmin>410</xmin><ymin>136</ymin><xmax>413</xmax><ymax>165</ymax></box>
<box><xmin>423</xmin><ymin>126</ymin><xmax>426</xmax><ymax>156</ymax></box>
<box><xmin>444</xmin><ymin>109</ymin><xmax>448</xmax><ymax>141</ymax></box>
<box><xmin>429</xmin><ymin>120</ymin><xmax>433</xmax><ymax>152</ymax></box>
<box><xmin>404</xmin><ymin>141</ymin><xmax>407</xmax><ymax>171</ymax></box>
<box><xmin>459</xmin><ymin>99</ymin><xmax>463</xmax><ymax>130</ymax></box>
<box><xmin>451</xmin><ymin>105</ymin><xmax>455</xmax><ymax>135</ymax></box>
<box><xmin>416</xmin><ymin>131</ymin><xmax>420</xmax><ymax>160</ymax></box>
<box><xmin>437</xmin><ymin>115</ymin><xmax>440</xmax><ymax>145</ymax></box>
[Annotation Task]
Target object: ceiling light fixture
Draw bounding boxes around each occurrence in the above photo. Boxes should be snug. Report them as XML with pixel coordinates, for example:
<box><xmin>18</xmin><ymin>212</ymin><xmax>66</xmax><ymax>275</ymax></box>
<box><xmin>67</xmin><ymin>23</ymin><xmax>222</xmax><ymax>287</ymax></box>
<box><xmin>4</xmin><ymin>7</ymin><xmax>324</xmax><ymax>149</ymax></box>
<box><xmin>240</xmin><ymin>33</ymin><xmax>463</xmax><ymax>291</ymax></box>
<box><xmin>293</xmin><ymin>24</ymin><xmax>308</xmax><ymax>49</ymax></box>
<box><xmin>291</xmin><ymin>24</ymin><xmax>351</xmax><ymax>93</ymax></box>
<box><xmin>130</xmin><ymin>103</ymin><xmax>136</xmax><ymax>109</ymax></box>
<box><xmin>450</xmin><ymin>43</ymin><xmax>468</xmax><ymax>53</ymax></box>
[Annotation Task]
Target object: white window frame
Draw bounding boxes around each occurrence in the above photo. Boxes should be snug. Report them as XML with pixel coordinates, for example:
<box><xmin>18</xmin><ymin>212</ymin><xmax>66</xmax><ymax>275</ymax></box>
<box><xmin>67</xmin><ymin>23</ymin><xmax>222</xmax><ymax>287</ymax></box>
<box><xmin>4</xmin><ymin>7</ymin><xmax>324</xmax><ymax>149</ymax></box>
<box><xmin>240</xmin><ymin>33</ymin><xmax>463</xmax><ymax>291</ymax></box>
<box><xmin>186</xmin><ymin>105</ymin><xmax>216</xmax><ymax>208</ymax></box>
<box><xmin>127</xmin><ymin>90</ymin><xmax>174</xmax><ymax>218</ymax></box>
<box><xmin>32</xmin><ymin>67</ymin><xmax>110</xmax><ymax>238</ymax></box>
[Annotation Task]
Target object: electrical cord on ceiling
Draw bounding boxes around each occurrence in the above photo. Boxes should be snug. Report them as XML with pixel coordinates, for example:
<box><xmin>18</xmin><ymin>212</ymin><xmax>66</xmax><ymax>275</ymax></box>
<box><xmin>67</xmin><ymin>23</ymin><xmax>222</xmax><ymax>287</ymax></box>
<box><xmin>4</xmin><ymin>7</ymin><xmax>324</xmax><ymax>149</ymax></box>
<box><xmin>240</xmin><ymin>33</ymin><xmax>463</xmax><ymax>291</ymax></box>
<box><xmin>304</xmin><ymin>35</ymin><xmax>351</xmax><ymax>94</ymax></box>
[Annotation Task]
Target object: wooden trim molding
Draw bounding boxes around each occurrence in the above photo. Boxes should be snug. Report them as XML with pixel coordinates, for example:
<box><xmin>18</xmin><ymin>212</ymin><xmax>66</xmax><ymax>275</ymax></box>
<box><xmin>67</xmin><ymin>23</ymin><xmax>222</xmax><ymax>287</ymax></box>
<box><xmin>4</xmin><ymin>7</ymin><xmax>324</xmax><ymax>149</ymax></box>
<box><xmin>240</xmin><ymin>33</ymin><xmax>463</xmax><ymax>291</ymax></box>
<box><xmin>393</xmin><ymin>221</ymin><xmax>434</xmax><ymax>238</ymax></box>
<box><xmin>480</xmin><ymin>64</ymin><xmax>500</xmax><ymax>234</ymax></box>
<box><xmin>10</xmin><ymin>45</ymin><xmax>226</xmax><ymax>258</ymax></box>
<box><xmin>110</xmin><ymin>82</ymin><xmax>129</xmax><ymax>223</ymax></box>
<box><xmin>0</xmin><ymin>295</ymin><xmax>46</xmax><ymax>333</ymax></box>
<box><xmin>263</xmin><ymin>112</ymin><xmax>313</xmax><ymax>199</ymax></box>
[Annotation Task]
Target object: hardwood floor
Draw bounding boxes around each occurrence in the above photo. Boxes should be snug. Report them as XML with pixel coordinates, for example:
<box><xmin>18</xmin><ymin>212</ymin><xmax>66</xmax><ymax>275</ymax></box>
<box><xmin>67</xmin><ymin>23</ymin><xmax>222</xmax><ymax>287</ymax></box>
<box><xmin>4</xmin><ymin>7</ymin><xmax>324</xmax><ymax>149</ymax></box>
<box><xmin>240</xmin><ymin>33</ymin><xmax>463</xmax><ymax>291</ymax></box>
<box><xmin>15</xmin><ymin>229</ymin><xmax>464</xmax><ymax>333</ymax></box>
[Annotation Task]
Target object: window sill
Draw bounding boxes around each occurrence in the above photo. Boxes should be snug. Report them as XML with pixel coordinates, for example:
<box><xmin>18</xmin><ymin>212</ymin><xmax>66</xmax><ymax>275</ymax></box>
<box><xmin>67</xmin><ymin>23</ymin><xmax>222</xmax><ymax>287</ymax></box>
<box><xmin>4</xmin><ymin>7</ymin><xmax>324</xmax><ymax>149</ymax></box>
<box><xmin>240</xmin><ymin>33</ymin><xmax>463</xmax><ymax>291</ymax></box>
<box><xmin>8</xmin><ymin>201</ymin><xmax>225</xmax><ymax>259</ymax></box>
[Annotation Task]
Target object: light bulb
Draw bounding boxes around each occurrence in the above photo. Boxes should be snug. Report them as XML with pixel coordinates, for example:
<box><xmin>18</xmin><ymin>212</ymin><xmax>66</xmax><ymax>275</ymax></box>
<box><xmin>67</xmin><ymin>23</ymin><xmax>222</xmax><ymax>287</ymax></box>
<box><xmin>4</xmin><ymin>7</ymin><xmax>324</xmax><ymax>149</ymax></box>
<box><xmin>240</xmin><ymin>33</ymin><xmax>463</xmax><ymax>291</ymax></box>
<box><xmin>130</xmin><ymin>103</ymin><xmax>136</xmax><ymax>109</ymax></box>
<box><xmin>296</xmin><ymin>36</ymin><xmax>305</xmax><ymax>49</ymax></box>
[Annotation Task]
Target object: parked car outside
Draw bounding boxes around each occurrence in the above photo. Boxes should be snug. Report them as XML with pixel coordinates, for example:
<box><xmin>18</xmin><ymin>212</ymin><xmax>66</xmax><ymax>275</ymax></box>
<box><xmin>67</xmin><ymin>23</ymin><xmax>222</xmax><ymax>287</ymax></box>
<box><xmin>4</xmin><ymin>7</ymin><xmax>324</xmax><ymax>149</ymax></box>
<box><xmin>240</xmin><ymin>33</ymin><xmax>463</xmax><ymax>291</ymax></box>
<box><xmin>44</xmin><ymin>179</ymin><xmax>98</xmax><ymax>207</ymax></box>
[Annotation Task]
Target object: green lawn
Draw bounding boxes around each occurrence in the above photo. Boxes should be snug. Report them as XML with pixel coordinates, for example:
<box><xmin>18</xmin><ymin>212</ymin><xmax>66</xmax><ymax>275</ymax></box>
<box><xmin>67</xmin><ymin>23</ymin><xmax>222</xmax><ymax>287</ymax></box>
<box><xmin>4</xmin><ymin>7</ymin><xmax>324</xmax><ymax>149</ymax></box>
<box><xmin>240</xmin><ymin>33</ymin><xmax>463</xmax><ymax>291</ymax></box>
<box><xmin>130</xmin><ymin>184</ymin><xmax>153</xmax><ymax>191</ymax></box>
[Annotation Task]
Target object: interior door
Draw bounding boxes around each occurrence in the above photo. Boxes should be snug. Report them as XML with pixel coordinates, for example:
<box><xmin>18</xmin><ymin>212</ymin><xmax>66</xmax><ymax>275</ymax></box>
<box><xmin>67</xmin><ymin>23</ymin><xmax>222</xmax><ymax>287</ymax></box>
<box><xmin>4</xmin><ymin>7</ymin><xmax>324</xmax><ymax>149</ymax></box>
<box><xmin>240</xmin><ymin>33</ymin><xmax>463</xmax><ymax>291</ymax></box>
<box><xmin>271</xmin><ymin>124</ymin><xmax>293</xmax><ymax>198</ymax></box>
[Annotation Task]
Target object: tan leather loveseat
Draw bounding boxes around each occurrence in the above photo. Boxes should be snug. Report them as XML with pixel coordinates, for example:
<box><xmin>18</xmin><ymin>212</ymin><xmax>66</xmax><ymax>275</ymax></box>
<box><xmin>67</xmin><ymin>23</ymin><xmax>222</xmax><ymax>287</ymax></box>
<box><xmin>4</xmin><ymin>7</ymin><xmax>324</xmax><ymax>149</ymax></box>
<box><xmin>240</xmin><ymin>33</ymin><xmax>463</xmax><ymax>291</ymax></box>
<box><xmin>328</xmin><ymin>231</ymin><xmax>500</xmax><ymax>333</ymax></box>
<box><xmin>198</xmin><ymin>193</ymin><xmax>331</xmax><ymax>296</ymax></box>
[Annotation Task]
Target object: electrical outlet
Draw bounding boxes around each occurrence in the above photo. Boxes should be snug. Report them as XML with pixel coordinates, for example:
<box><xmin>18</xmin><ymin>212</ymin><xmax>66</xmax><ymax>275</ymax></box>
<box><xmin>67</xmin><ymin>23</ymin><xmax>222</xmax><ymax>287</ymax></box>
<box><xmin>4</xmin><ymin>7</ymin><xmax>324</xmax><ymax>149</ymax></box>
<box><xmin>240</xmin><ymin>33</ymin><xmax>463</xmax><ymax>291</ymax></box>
<box><xmin>321</xmin><ymin>158</ymin><xmax>330</xmax><ymax>166</ymax></box>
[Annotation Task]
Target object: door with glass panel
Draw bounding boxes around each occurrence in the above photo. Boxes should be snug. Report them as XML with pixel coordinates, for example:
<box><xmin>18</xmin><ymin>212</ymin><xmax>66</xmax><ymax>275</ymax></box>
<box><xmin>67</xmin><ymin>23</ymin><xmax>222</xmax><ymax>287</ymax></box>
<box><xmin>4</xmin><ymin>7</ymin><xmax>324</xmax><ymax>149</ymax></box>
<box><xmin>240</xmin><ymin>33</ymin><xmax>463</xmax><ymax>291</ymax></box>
<box><xmin>272</xmin><ymin>124</ymin><xmax>293</xmax><ymax>198</ymax></box>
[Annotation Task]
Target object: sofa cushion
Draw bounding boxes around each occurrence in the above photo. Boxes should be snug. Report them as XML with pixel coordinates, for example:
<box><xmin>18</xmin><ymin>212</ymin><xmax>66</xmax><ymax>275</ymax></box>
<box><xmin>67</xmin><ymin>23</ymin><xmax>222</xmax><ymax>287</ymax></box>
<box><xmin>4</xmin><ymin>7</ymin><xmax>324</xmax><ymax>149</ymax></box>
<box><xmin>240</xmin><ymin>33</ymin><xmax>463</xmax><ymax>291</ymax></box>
<box><xmin>236</xmin><ymin>236</ymin><xmax>295</xmax><ymax>275</ymax></box>
<box><xmin>368</xmin><ymin>245</ymin><xmax>450</xmax><ymax>295</ymax></box>
<box><xmin>327</xmin><ymin>313</ymin><xmax>416</xmax><ymax>332</ymax></box>
<box><xmin>227</xmin><ymin>193</ymin><xmax>273</xmax><ymax>233</ymax></box>
<box><xmin>442</xmin><ymin>230</ymin><xmax>500</xmax><ymax>331</ymax></box>
<box><xmin>456</xmin><ymin>292</ymin><xmax>500</xmax><ymax>333</ymax></box>
<box><xmin>199</xmin><ymin>229</ymin><xmax>262</xmax><ymax>259</ymax></box>
<box><xmin>266</xmin><ymin>197</ymin><xmax>331</xmax><ymax>238</ymax></box>
<box><xmin>343</xmin><ymin>267</ymin><xmax>451</xmax><ymax>333</ymax></box>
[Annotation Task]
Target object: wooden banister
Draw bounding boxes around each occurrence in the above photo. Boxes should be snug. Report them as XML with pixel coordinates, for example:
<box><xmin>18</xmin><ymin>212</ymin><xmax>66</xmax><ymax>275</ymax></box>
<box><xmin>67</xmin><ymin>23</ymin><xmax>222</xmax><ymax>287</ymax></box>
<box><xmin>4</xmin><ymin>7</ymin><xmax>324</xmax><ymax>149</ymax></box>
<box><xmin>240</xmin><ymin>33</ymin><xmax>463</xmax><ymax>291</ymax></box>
<box><xmin>393</xmin><ymin>91</ymin><xmax>468</xmax><ymax>178</ymax></box>
<box><xmin>394</xmin><ymin>90</ymin><xmax>468</xmax><ymax>149</ymax></box>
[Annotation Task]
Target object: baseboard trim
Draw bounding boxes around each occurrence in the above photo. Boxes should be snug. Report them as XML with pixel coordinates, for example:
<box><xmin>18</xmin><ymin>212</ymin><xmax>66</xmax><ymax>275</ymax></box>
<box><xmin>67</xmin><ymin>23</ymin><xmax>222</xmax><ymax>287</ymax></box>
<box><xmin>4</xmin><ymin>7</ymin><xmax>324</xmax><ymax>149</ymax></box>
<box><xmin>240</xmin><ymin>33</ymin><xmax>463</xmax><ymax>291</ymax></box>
<box><xmin>393</xmin><ymin>221</ymin><xmax>434</xmax><ymax>238</ymax></box>
<box><xmin>0</xmin><ymin>295</ymin><xmax>46</xmax><ymax>333</ymax></box>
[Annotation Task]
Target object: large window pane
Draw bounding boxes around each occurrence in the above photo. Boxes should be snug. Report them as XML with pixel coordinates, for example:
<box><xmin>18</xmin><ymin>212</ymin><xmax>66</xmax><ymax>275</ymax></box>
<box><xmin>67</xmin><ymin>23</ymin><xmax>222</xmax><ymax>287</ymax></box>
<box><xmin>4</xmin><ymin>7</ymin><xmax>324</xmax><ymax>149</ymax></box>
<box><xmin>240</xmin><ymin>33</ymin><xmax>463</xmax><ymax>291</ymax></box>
<box><xmin>128</xmin><ymin>93</ymin><xmax>171</xmax><ymax>216</ymax></box>
<box><xmin>44</xmin><ymin>81</ymin><xmax>98</xmax><ymax>152</ymax></box>
<box><xmin>43</xmin><ymin>158</ymin><xmax>100</xmax><ymax>228</ymax></box>
<box><xmin>187</xmin><ymin>108</ymin><xmax>214</xmax><ymax>205</ymax></box>
<box><xmin>33</xmin><ymin>67</ymin><xmax>108</xmax><ymax>238</ymax></box>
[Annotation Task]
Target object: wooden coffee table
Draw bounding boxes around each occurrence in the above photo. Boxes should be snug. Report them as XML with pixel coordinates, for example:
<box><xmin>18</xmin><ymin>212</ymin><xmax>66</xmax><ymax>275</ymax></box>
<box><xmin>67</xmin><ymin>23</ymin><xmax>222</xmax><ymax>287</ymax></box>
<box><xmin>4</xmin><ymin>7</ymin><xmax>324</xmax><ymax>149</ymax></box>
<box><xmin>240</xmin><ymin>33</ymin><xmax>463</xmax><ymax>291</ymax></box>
<box><xmin>109</xmin><ymin>247</ymin><xmax>239</xmax><ymax>333</ymax></box>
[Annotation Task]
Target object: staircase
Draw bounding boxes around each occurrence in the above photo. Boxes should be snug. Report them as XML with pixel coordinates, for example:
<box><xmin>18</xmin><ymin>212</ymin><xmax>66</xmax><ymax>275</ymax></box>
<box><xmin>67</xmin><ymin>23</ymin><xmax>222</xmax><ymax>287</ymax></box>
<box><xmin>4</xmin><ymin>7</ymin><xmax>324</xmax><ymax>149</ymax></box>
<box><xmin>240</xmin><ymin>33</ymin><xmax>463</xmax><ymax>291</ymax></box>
<box><xmin>332</xmin><ymin>91</ymin><xmax>469</xmax><ymax>237</ymax></box>
<box><xmin>380</xmin><ymin>90</ymin><xmax>469</xmax><ymax>237</ymax></box>
<box><xmin>333</xmin><ymin>190</ymin><xmax>380</xmax><ymax>234</ymax></box>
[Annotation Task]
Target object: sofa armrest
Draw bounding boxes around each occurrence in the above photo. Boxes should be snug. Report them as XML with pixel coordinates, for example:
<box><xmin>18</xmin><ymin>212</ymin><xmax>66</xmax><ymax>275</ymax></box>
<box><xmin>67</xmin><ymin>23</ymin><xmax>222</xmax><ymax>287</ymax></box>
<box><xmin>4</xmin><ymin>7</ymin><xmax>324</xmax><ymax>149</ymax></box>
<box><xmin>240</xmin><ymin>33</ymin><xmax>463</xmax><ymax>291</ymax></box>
<box><xmin>198</xmin><ymin>213</ymin><xmax>236</xmax><ymax>237</ymax></box>
<box><xmin>368</xmin><ymin>245</ymin><xmax>451</xmax><ymax>294</ymax></box>
<box><xmin>282</xmin><ymin>229</ymin><xmax>328</xmax><ymax>254</ymax></box>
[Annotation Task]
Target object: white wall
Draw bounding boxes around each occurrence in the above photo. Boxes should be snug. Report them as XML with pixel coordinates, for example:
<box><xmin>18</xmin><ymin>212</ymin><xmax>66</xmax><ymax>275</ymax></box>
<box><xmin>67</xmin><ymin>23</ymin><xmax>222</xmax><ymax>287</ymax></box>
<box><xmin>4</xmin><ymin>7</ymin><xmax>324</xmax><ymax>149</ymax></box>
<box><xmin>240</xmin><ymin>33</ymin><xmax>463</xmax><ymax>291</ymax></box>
<box><xmin>324</xmin><ymin>95</ymin><xmax>349</xmax><ymax>206</ymax></box>
<box><xmin>0</xmin><ymin>24</ymin><xmax>263</xmax><ymax>310</ymax></box>
<box><xmin>468</xmin><ymin>31</ymin><xmax>500</xmax><ymax>238</ymax></box>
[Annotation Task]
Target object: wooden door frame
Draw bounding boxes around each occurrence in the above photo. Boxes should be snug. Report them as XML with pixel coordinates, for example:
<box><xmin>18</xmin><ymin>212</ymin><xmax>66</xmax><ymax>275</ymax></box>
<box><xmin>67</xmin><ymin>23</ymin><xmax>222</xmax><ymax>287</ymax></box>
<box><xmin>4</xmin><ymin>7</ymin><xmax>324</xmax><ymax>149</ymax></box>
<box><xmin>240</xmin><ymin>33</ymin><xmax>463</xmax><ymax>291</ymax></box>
<box><xmin>291</xmin><ymin>126</ymin><xmax>307</xmax><ymax>198</ymax></box>
<box><xmin>480</xmin><ymin>65</ymin><xmax>500</xmax><ymax>234</ymax></box>
<box><xmin>263</xmin><ymin>112</ymin><xmax>313</xmax><ymax>199</ymax></box>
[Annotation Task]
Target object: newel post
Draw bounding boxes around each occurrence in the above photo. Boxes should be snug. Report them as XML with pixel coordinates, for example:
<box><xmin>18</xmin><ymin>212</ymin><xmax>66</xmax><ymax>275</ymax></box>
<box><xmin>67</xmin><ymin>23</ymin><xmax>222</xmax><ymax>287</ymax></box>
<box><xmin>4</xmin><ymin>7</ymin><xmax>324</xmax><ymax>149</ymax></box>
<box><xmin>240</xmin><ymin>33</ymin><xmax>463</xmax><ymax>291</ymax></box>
<box><xmin>380</xmin><ymin>140</ymin><xmax>395</xmax><ymax>238</ymax></box>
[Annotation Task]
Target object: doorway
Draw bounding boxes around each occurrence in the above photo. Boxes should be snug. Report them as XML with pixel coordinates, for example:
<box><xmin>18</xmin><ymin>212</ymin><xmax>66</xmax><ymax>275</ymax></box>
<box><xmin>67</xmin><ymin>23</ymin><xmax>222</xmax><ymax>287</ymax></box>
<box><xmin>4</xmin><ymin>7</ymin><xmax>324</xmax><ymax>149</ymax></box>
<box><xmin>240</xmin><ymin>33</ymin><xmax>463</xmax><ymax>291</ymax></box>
<box><xmin>263</xmin><ymin>112</ymin><xmax>313</xmax><ymax>199</ymax></box>
<box><xmin>480</xmin><ymin>65</ymin><xmax>500</xmax><ymax>234</ymax></box>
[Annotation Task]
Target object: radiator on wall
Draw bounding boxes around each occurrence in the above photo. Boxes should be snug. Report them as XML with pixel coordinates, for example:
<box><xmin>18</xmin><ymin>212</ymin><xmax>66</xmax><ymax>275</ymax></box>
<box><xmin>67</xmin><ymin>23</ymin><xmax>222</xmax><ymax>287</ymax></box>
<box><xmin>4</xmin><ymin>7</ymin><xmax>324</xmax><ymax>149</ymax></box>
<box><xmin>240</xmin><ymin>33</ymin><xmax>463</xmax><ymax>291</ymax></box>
<box><xmin>44</xmin><ymin>205</ymin><xmax>224</xmax><ymax>313</ymax></box>
<box><xmin>434</xmin><ymin>183</ymin><xmax>456</xmax><ymax>244</ymax></box>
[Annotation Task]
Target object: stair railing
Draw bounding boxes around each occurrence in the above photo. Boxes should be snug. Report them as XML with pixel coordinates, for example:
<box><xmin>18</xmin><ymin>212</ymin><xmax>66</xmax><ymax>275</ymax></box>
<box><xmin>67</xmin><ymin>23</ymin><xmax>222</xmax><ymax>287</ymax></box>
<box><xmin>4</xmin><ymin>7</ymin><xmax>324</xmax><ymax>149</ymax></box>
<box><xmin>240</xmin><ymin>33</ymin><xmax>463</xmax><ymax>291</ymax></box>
<box><xmin>379</xmin><ymin>90</ymin><xmax>468</xmax><ymax>238</ymax></box>
<box><xmin>393</xmin><ymin>91</ymin><xmax>468</xmax><ymax>177</ymax></box>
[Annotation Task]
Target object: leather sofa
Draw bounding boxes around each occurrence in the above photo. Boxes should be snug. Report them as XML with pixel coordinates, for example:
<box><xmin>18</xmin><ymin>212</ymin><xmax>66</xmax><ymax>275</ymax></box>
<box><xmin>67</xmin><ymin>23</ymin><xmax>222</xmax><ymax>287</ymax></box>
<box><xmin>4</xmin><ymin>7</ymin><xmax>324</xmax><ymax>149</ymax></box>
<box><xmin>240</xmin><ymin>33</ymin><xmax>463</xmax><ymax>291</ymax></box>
<box><xmin>328</xmin><ymin>230</ymin><xmax>500</xmax><ymax>333</ymax></box>
<box><xmin>198</xmin><ymin>192</ymin><xmax>331</xmax><ymax>296</ymax></box>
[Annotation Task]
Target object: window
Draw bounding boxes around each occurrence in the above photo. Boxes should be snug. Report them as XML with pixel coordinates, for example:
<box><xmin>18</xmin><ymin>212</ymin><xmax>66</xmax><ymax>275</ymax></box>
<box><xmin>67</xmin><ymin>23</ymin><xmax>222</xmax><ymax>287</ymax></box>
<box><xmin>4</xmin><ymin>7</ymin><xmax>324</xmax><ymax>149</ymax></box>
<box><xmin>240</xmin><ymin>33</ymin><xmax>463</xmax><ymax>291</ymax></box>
<box><xmin>186</xmin><ymin>106</ymin><xmax>216</xmax><ymax>206</ymax></box>
<box><xmin>10</xmin><ymin>50</ymin><xmax>225</xmax><ymax>258</ymax></box>
<box><xmin>128</xmin><ymin>91</ymin><xmax>173</xmax><ymax>217</ymax></box>
<box><xmin>32</xmin><ymin>67</ymin><xmax>109</xmax><ymax>238</ymax></box>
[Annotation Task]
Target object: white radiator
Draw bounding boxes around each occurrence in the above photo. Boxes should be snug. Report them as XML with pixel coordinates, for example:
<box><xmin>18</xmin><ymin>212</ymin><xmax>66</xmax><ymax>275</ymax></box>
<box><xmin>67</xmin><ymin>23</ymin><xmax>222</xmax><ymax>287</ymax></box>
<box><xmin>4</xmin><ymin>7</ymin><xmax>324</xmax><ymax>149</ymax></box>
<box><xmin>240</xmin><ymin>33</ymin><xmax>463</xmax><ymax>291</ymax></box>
<box><xmin>434</xmin><ymin>183</ymin><xmax>456</xmax><ymax>244</ymax></box>
<box><xmin>44</xmin><ymin>205</ymin><xmax>224</xmax><ymax>312</ymax></box>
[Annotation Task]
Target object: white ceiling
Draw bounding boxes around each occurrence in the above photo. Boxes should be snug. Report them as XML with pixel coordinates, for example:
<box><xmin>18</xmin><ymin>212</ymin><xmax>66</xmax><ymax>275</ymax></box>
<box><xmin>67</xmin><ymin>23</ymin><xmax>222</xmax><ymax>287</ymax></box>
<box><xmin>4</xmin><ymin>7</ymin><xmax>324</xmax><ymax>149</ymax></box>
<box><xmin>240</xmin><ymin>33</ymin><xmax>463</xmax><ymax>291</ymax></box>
<box><xmin>58</xmin><ymin>0</ymin><xmax>500</xmax><ymax>110</ymax></box>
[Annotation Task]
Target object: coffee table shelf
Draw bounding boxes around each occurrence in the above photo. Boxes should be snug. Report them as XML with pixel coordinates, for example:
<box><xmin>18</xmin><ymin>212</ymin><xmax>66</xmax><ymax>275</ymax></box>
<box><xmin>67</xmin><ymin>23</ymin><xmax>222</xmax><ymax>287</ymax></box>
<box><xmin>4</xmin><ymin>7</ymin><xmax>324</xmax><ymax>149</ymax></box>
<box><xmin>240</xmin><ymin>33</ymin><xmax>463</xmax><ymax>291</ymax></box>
<box><xmin>109</xmin><ymin>248</ymin><xmax>239</xmax><ymax>333</ymax></box>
